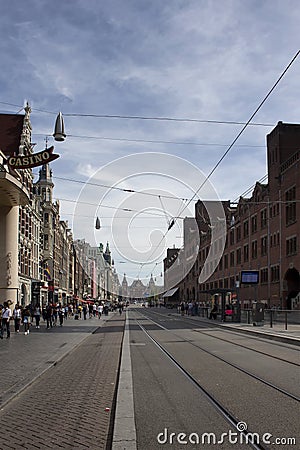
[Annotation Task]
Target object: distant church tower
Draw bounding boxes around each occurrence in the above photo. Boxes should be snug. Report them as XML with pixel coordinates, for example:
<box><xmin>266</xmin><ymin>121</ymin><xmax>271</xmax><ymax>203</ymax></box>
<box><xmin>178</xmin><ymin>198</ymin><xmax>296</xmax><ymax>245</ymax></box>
<box><xmin>122</xmin><ymin>273</ymin><xmax>129</xmax><ymax>298</ymax></box>
<box><xmin>148</xmin><ymin>273</ymin><xmax>156</xmax><ymax>297</ymax></box>
<box><xmin>103</xmin><ymin>242</ymin><xmax>111</xmax><ymax>265</ymax></box>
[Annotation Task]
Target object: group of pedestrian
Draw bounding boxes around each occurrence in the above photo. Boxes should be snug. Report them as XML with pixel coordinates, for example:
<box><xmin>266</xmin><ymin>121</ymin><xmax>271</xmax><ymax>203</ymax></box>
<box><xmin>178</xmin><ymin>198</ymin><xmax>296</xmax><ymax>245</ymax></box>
<box><xmin>43</xmin><ymin>303</ymin><xmax>67</xmax><ymax>328</ymax></box>
<box><xmin>0</xmin><ymin>299</ymin><xmax>120</xmax><ymax>339</ymax></box>
<box><xmin>179</xmin><ymin>301</ymin><xmax>199</xmax><ymax>316</ymax></box>
<box><xmin>0</xmin><ymin>302</ymin><xmax>42</xmax><ymax>338</ymax></box>
<box><xmin>178</xmin><ymin>301</ymin><xmax>220</xmax><ymax>319</ymax></box>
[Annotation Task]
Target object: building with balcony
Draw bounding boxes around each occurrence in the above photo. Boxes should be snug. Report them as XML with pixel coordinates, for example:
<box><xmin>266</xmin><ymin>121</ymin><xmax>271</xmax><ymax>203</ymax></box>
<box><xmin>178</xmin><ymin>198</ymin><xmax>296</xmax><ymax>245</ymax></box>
<box><xmin>0</xmin><ymin>106</ymin><xmax>32</xmax><ymax>306</ymax></box>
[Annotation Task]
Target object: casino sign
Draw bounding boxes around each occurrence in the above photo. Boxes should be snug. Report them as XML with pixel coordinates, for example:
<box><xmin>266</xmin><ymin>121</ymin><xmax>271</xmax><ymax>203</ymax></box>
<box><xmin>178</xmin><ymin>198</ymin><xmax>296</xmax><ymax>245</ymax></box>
<box><xmin>8</xmin><ymin>146</ymin><xmax>60</xmax><ymax>169</ymax></box>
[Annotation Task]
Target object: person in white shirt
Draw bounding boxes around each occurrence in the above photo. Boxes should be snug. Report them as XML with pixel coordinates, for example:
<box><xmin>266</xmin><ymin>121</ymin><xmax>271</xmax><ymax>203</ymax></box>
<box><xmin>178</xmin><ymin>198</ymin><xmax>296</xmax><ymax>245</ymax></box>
<box><xmin>2</xmin><ymin>301</ymin><xmax>12</xmax><ymax>338</ymax></box>
<box><xmin>98</xmin><ymin>303</ymin><xmax>103</xmax><ymax>319</ymax></box>
<box><xmin>13</xmin><ymin>304</ymin><xmax>22</xmax><ymax>332</ymax></box>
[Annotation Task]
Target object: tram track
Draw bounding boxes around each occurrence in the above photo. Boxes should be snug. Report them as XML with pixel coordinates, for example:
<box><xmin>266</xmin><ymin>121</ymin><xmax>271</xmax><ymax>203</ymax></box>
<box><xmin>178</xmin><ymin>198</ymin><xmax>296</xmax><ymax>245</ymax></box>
<box><xmin>146</xmin><ymin>309</ymin><xmax>300</xmax><ymax>365</ymax></box>
<box><xmin>134</xmin><ymin>312</ymin><xmax>300</xmax><ymax>404</ymax></box>
<box><xmin>134</xmin><ymin>317</ymin><xmax>267</xmax><ymax>450</ymax></box>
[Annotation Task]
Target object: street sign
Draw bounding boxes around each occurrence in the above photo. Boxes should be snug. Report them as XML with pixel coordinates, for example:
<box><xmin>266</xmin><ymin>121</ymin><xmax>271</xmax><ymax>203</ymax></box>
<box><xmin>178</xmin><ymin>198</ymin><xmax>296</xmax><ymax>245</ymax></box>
<box><xmin>240</xmin><ymin>270</ymin><xmax>259</xmax><ymax>284</ymax></box>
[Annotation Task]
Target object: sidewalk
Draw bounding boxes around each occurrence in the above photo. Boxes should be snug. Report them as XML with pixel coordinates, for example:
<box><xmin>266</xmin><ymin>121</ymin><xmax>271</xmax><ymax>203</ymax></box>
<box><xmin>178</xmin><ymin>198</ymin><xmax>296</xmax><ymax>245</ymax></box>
<box><xmin>219</xmin><ymin>321</ymin><xmax>300</xmax><ymax>346</ymax></box>
<box><xmin>0</xmin><ymin>313</ymin><xmax>114</xmax><ymax>408</ymax></box>
<box><xmin>175</xmin><ymin>313</ymin><xmax>300</xmax><ymax>346</ymax></box>
<box><xmin>0</xmin><ymin>312</ymin><xmax>126</xmax><ymax>450</ymax></box>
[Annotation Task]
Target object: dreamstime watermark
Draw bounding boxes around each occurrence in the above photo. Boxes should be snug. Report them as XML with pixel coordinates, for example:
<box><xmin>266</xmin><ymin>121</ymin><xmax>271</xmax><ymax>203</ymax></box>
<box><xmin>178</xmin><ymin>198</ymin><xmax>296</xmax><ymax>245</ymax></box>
<box><xmin>157</xmin><ymin>422</ymin><xmax>297</xmax><ymax>446</ymax></box>
<box><xmin>72</xmin><ymin>152</ymin><xmax>227</xmax><ymax>298</ymax></box>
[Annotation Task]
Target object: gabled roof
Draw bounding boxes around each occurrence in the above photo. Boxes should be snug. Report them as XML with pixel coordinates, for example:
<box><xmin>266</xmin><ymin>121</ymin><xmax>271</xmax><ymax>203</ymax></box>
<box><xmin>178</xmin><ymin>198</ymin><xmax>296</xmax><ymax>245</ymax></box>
<box><xmin>0</xmin><ymin>113</ymin><xmax>24</xmax><ymax>156</ymax></box>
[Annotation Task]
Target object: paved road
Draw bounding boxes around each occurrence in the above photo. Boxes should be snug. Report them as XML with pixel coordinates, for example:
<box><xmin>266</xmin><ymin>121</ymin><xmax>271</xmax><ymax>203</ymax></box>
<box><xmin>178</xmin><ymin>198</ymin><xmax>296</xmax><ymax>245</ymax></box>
<box><xmin>129</xmin><ymin>308</ymin><xmax>299</xmax><ymax>450</ymax></box>
<box><xmin>0</xmin><ymin>313</ymin><xmax>125</xmax><ymax>450</ymax></box>
<box><xmin>1</xmin><ymin>308</ymin><xmax>299</xmax><ymax>449</ymax></box>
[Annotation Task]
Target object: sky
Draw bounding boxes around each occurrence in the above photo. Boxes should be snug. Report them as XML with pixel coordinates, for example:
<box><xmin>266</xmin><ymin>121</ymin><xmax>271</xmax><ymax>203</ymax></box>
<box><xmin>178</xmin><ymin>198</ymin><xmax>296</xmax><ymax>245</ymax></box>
<box><xmin>1</xmin><ymin>0</ymin><xmax>299</xmax><ymax>288</ymax></box>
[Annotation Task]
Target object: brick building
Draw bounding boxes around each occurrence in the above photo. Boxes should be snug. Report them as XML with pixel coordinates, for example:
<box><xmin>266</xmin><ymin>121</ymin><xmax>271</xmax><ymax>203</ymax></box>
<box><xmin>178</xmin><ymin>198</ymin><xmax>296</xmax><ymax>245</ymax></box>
<box><xmin>167</xmin><ymin>122</ymin><xmax>300</xmax><ymax>309</ymax></box>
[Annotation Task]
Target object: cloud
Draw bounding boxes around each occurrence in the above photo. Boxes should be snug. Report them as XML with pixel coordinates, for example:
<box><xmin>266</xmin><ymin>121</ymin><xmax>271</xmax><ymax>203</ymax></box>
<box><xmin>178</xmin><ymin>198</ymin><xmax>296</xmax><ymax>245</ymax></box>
<box><xmin>1</xmin><ymin>0</ymin><xmax>299</xmax><ymax>281</ymax></box>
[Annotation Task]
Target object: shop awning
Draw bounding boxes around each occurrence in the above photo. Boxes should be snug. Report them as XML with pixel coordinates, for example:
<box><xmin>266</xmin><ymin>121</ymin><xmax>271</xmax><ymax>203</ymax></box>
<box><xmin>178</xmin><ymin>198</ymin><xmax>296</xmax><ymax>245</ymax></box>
<box><xmin>162</xmin><ymin>287</ymin><xmax>179</xmax><ymax>298</ymax></box>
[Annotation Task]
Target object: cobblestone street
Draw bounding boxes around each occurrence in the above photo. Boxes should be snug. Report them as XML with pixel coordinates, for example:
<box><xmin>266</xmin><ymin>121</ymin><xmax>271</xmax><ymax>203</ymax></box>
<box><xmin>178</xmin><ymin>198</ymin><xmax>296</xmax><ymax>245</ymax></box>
<box><xmin>0</xmin><ymin>314</ymin><xmax>125</xmax><ymax>449</ymax></box>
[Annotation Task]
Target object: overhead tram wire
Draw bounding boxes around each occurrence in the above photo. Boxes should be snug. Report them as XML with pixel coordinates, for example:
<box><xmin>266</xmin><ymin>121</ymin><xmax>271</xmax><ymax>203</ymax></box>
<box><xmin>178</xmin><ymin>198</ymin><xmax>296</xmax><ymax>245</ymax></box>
<box><xmin>50</xmin><ymin>175</ymin><xmax>191</xmax><ymax>202</ymax></box>
<box><xmin>0</xmin><ymin>100</ymin><xmax>274</xmax><ymax>127</ymax></box>
<box><xmin>41</xmin><ymin>172</ymin><xmax>283</xmax><ymax>216</ymax></box>
<box><xmin>66</xmin><ymin>134</ymin><xmax>267</xmax><ymax>149</ymax></box>
<box><xmin>233</xmin><ymin>174</ymin><xmax>268</xmax><ymax>203</ymax></box>
<box><xmin>135</xmin><ymin>49</ymin><xmax>300</xmax><ymax>279</ymax></box>
<box><xmin>32</xmin><ymin>132</ymin><xmax>267</xmax><ymax>149</ymax></box>
<box><xmin>63</xmin><ymin>113</ymin><xmax>274</xmax><ymax>127</ymax></box>
<box><xmin>56</xmin><ymin>197</ymin><xmax>177</xmax><ymax>219</ymax></box>
<box><xmin>175</xmin><ymin>50</ymin><xmax>299</xmax><ymax>221</ymax></box>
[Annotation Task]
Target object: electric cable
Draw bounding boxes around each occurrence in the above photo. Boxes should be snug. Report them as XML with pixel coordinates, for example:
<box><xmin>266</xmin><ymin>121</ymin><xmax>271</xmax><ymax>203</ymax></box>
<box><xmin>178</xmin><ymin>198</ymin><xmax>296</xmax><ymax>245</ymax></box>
<box><xmin>176</xmin><ymin>50</ymin><xmax>299</xmax><ymax>220</ymax></box>
<box><xmin>0</xmin><ymin>100</ymin><xmax>275</xmax><ymax>126</ymax></box>
<box><xmin>134</xmin><ymin>50</ymin><xmax>300</xmax><ymax>278</ymax></box>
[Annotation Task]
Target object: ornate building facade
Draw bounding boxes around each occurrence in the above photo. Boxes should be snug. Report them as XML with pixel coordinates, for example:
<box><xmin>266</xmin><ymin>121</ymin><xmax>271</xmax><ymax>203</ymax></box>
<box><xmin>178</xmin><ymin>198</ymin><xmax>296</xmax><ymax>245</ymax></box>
<box><xmin>0</xmin><ymin>105</ymin><xmax>119</xmax><ymax>308</ymax></box>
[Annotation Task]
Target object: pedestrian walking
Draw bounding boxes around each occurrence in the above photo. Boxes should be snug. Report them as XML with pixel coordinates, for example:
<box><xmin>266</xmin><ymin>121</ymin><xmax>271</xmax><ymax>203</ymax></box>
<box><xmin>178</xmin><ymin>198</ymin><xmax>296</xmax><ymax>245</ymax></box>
<box><xmin>82</xmin><ymin>305</ymin><xmax>87</xmax><ymax>320</ymax></box>
<box><xmin>22</xmin><ymin>307</ymin><xmax>31</xmax><ymax>335</ymax></box>
<box><xmin>42</xmin><ymin>306</ymin><xmax>47</xmax><ymax>321</ymax></box>
<box><xmin>209</xmin><ymin>304</ymin><xmax>218</xmax><ymax>320</ymax></box>
<box><xmin>2</xmin><ymin>301</ymin><xmax>12</xmax><ymax>339</ymax></box>
<box><xmin>0</xmin><ymin>304</ymin><xmax>3</xmax><ymax>339</ymax></box>
<box><xmin>46</xmin><ymin>304</ymin><xmax>53</xmax><ymax>329</ymax></box>
<box><xmin>184</xmin><ymin>302</ymin><xmax>188</xmax><ymax>315</ymax></box>
<box><xmin>58</xmin><ymin>307</ymin><xmax>64</xmax><ymax>326</ymax></box>
<box><xmin>180</xmin><ymin>302</ymin><xmax>185</xmax><ymax>316</ymax></box>
<box><xmin>118</xmin><ymin>302</ymin><xmax>123</xmax><ymax>315</ymax></box>
<box><xmin>98</xmin><ymin>303</ymin><xmax>103</xmax><ymax>319</ymax></box>
<box><xmin>13</xmin><ymin>304</ymin><xmax>22</xmax><ymax>333</ymax></box>
<box><xmin>52</xmin><ymin>304</ymin><xmax>58</xmax><ymax>326</ymax></box>
<box><xmin>34</xmin><ymin>305</ymin><xmax>41</xmax><ymax>328</ymax></box>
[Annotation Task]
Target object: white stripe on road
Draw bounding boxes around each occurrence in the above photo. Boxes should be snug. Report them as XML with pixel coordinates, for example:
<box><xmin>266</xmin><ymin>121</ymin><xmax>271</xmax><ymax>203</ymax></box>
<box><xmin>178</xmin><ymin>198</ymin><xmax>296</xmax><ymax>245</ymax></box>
<box><xmin>112</xmin><ymin>312</ymin><xmax>137</xmax><ymax>450</ymax></box>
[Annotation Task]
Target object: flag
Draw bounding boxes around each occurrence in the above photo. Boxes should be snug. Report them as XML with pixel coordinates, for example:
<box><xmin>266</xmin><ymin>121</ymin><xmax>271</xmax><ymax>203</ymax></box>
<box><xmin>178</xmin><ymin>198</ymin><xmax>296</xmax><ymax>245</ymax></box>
<box><xmin>44</xmin><ymin>265</ymin><xmax>51</xmax><ymax>280</ymax></box>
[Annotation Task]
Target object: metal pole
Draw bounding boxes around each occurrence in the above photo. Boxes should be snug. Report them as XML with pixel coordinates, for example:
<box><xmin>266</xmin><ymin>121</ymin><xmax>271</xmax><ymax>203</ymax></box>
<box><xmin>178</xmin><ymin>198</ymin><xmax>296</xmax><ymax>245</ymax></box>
<box><xmin>270</xmin><ymin>309</ymin><xmax>273</xmax><ymax>328</ymax></box>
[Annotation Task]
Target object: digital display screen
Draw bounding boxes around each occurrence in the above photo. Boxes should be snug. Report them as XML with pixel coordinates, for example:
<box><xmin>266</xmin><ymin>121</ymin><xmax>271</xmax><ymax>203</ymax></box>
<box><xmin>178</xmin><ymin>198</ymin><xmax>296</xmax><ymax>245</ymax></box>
<box><xmin>240</xmin><ymin>270</ymin><xmax>259</xmax><ymax>284</ymax></box>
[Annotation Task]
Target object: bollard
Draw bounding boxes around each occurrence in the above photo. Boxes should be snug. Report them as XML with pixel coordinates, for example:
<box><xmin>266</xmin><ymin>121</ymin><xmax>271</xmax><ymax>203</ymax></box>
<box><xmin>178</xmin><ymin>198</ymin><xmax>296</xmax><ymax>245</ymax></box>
<box><xmin>247</xmin><ymin>310</ymin><xmax>251</xmax><ymax>324</ymax></box>
<box><xmin>285</xmin><ymin>310</ymin><xmax>288</xmax><ymax>330</ymax></box>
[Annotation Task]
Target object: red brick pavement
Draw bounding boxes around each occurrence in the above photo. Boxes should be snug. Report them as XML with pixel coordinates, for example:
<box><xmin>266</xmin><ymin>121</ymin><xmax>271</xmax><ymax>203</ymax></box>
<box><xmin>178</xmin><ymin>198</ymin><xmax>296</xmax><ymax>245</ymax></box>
<box><xmin>0</xmin><ymin>316</ymin><xmax>125</xmax><ymax>450</ymax></box>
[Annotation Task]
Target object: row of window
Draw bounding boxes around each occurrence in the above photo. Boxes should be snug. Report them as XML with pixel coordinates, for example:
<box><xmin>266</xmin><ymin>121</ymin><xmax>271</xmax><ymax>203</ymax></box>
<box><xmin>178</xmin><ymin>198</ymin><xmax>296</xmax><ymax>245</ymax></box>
<box><xmin>226</xmin><ymin>187</ymin><xmax>297</xmax><ymax>246</ymax></box>
<box><xmin>198</xmin><ymin>264</ymin><xmax>281</xmax><ymax>291</ymax></box>
<box><xmin>199</xmin><ymin>229</ymin><xmax>296</xmax><ymax>266</ymax></box>
<box><xmin>217</xmin><ymin>236</ymin><xmax>297</xmax><ymax>270</ymax></box>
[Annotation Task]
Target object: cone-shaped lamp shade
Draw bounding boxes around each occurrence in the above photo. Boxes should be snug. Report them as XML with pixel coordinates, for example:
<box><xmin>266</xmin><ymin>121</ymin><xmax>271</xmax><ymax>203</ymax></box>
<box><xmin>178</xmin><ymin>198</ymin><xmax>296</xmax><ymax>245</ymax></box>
<box><xmin>53</xmin><ymin>112</ymin><xmax>66</xmax><ymax>141</ymax></box>
<box><xmin>95</xmin><ymin>217</ymin><xmax>101</xmax><ymax>229</ymax></box>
